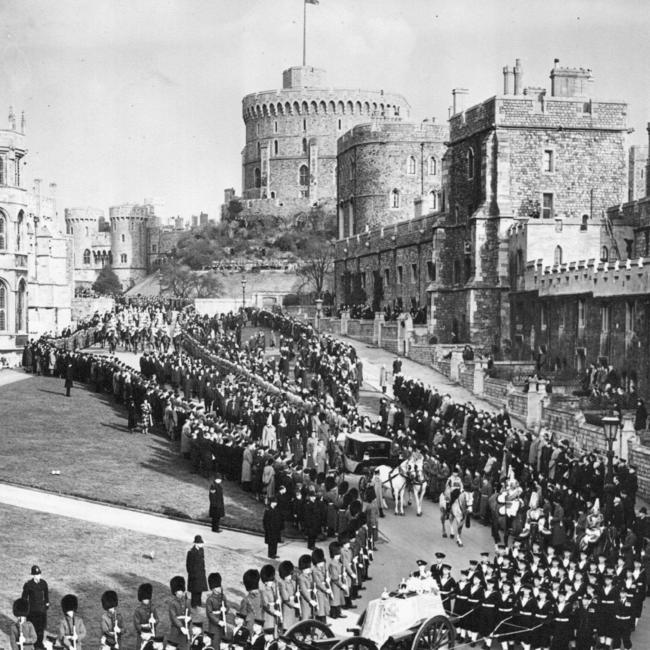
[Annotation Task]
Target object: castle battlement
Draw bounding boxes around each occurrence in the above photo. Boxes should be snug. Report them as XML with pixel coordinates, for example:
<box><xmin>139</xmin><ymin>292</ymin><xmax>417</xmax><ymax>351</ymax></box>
<box><xmin>337</xmin><ymin>119</ymin><xmax>448</xmax><ymax>154</ymax></box>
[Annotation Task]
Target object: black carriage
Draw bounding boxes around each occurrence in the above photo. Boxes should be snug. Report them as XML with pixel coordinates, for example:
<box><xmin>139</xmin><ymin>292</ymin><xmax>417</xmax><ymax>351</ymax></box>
<box><xmin>340</xmin><ymin>432</ymin><xmax>395</xmax><ymax>493</ymax></box>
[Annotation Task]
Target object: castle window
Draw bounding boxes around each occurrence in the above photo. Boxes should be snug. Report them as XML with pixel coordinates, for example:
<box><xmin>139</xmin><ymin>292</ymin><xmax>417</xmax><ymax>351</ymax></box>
<box><xmin>254</xmin><ymin>167</ymin><xmax>261</xmax><ymax>188</ymax></box>
<box><xmin>467</xmin><ymin>148</ymin><xmax>475</xmax><ymax>180</ymax></box>
<box><xmin>270</xmin><ymin>191</ymin><xmax>276</xmax><ymax>199</ymax></box>
<box><xmin>0</xmin><ymin>282</ymin><xmax>6</xmax><ymax>330</ymax></box>
<box><xmin>14</xmin><ymin>156</ymin><xmax>20</xmax><ymax>186</ymax></box>
<box><xmin>407</xmin><ymin>156</ymin><xmax>416</xmax><ymax>175</ymax></box>
<box><xmin>427</xmin><ymin>261</ymin><xmax>436</xmax><ymax>282</ymax></box>
<box><xmin>257</xmin><ymin>142</ymin><xmax>261</xmax><ymax>157</ymax></box>
<box><xmin>108</xmin><ymin>251</ymin><xmax>113</xmax><ymax>264</ymax></box>
<box><xmin>302</xmin><ymin>138</ymin><xmax>308</xmax><ymax>154</ymax></box>
<box><xmin>543</xmin><ymin>150</ymin><xmax>554</xmax><ymax>173</ymax></box>
<box><xmin>578</xmin><ymin>299</ymin><xmax>585</xmax><ymax>329</ymax></box>
<box><xmin>303</xmin><ymin>119</ymin><xmax>307</xmax><ymax>132</ymax></box>
<box><xmin>152</xmin><ymin>244</ymin><xmax>157</xmax><ymax>253</ymax></box>
<box><xmin>515</xmin><ymin>249</ymin><xmax>524</xmax><ymax>276</ymax></box>
<box><xmin>274</xmin><ymin>121</ymin><xmax>278</xmax><ymax>133</ymax></box>
<box><xmin>17</xmin><ymin>212</ymin><xmax>24</xmax><ymax>250</ymax></box>
<box><xmin>601</xmin><ymin>305</ymin><xmax>611</xmax><ymax>332</ymax></box>
<box><xmin>397</xmin><ymin>266</ymin><xmax>403</xmax><ymax>285</ymax></box>
<box><xmin>390</xmin><ymin>189</ymin><xmax>400</xmax><ymax>209</ymax></box>
<box><xmin>410</xmin><ymin>263</ymin><xmax>417</xmax><ymax>283</ymax></box>
<box><xmin>554</xmin><ymin>245</ymin><xmax>562</xmax><ymax>265</ymax></box>
<box><xmin>384</xmin><ymin>269</ymin><xmax>390</xmax><ymax>286</ymax></box>
<box><xmin>542</xmin><ymin>193</ymin><xmax>554</xmax><ymax>219</ymax></box>
<box><xmin>600</xmin><ymin>246</ymin><xmax>609</xmax><ymax>262</ymax></box>
<box><xmin>428</xmin><ymin>157</ymin><xmax>437</xmax><ymax>175</ymax></box>
<box><xmin>0</xmin><ymin>157</ymin><xmax>5</xmax><ymax>185</ymax></box>
<box><xmin>338</xmin><ymin>119</ymin><xmax>342</xmax><ymax>130</ymax></box>
<box><xmin>626</xmin><ymin>301</ymin><xmax>636</xmax><ymax>332</ymax></box>
<box><xmin>299</xmin><ymin>165</ymin><xmax>309</xmax><ymax>186</ymax></box>
<box><xmin>83</xmin><ymin>249</ymin><xmax>91</xmax><ymax>265</ymax></box>
<box><xmin>0</xmin><ymin>214</ymin><xmax>5</xmax><ymax>249</ymax></box>
<box><xmin>453</xmin><ymin>259</ymin><xmax>461</xmax><ymax>284</ymax></box>
<box><xmin>121</xmin><ymin>234</ymin><xmax>125</xmax><ymax>243</ymax></box>
<box><xmin>120</xmin><ymin>253</ymin><xmax>127</xmax><ymax>264</ymax></box>
<box><xmin>274</xmin><ymin>140</ymin><xmax>278</xmax><ymax>156</ymax></box>
<box><xmin>428</xmin><ymin>191</ymin><xmax>438</xmax><ymax>212</ymax></box>
<box><xmin>16</xmin><ymin>279</ymin><xmax>25</xmax><ymax>331</ymax></box>
<box><xmin>581</xmin><ymin>214</ymin><xmax>589</xmax><ymax>231</ymax></box>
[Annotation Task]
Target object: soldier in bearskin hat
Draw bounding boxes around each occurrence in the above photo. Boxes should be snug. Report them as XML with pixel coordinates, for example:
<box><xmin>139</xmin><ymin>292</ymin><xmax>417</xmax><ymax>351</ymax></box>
<box><xmin>277</xmin><ymin>561</ymin><xmax>299</xmax><ymax>630</ymax></box>
<box><xmin>311</xmin><ymin>548</ymin><xmax>331</xmax><ymax>624</ymax></box>
<box><xmin>205</xmin><ymin>573</ymin><xmax>228</xmax><ymax>648</ymax></box>
<box><xmin>100</xmin><ymin>591</ymin><xmax>123</xmax><ymax>650</ymax></box>
<box><xmin>133</xmin><ymin>583</ymin><xmax>159</xmax><ymax>650</ymax></box>
<box><xmin>9</xmin><ymin>599</ymin><xmax>37</xmax><ymax>650</ymax></box>
<box><xmin>296</xmin><ymin>555</ymin><xmax>317</xmax><ymax>621</ymax></box>
<box><xmin>239</xmin><ymin>569</ymin><xmax>262</xmax><ymax>632</ymax></box>
<box><xmin>58</xmin><ymin>595</ymin><xmax>87</xmax><ymax>650</ymax></box>
<box><xmin>328</xmin><ymin>543</ymin><xmax>347</xmax><ymax>620</ymax></box>
<box><xmin>259</xmin><ymin>565</ymin><xmax>282</xmax><ymax>632</ymax></box>
<box><xmin>168</xmin><ymin>576</ymin><xmax>191</xmax><ymax>650</ymax></box>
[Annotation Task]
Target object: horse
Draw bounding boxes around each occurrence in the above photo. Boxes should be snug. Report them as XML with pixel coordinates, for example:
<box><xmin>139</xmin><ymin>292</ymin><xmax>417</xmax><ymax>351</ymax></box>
<box><xmin>439</xmin><ymin>488</ymin><xmax>474</xmax><ymax>546</ymax></box>
<box><xmin>376</xmin><ymin>454</ymin><xmax>428</xmax><ymax>516</ymax></box>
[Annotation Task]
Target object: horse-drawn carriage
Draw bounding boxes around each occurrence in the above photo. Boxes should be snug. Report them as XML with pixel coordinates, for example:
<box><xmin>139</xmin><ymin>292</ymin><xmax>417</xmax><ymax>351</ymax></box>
<box><xmin>284</xmin><ymin>590</ymin><xmax>456</xmax><ymax>650</ymax></box>
<box><xmin>339</xmin><ymin>432</ymin><xmax>396</xmax><ymax>494</ymax></box>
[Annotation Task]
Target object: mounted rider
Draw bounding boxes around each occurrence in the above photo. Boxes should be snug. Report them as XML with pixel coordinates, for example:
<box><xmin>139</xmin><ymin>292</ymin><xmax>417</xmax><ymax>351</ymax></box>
<box><xmin>444</xmin><ymin>469</ymin><xmax>463</xmax><ymax>517</ymax></box>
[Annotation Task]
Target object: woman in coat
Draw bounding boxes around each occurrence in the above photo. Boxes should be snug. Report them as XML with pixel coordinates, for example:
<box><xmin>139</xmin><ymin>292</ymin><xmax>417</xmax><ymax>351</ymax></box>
<box><xmin>241</xmin><ymin>443</ymin><xmax>254</xmax><ymax>491</ymax></box>
<box><xmin>209</xmin><ymin>476</ymin><xmax>225</xmax><ymax>533</ymax></box>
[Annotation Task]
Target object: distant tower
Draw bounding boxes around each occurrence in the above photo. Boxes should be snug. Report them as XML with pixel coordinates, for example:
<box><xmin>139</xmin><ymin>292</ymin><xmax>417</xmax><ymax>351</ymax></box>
<box><xmin>64</xmin><ymin>207</ymin><xmax>104</xmax><ymax>286</ymax></box>
<box><xmin>109</xmin><ymin>203</ymin><xmax>154</xmax><ymax>289</ymax></box>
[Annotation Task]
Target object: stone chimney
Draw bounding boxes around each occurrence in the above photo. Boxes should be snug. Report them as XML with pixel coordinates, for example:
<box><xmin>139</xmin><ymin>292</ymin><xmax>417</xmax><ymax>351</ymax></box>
<box><xmin>513</xmin><ymin>59</ymin><xmax>523</xmax><ymax>95</ymax></box>
<box><xmin>452</xmin><ymin>88</ymin><xmax>469</xmax><ymax>115</ymax></box>
<box><xmin>503</xmin><ymin>66</ymin><xmax>514</xmax><ymax>95</ymax></box>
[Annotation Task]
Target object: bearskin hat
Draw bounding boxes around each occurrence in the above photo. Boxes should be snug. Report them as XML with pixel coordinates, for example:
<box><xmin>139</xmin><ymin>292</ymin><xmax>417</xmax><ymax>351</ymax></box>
<box><xmin>101</xmin><ymin>590</ymin><xmax>118</xmax><ymax>611</ymax></box>
<box><xmin>329</xmin><ymin>542</ymin><xmax>341</xmax><ymax>559</ymax></box>
<box><xmin>13</xmin><ymin>599</ymin><xmax>29</xmax><ymax>618</ymax></box>
<box><xmin>311</xmin><ymin>548</ymin><xmax>326</xmax><ymax>565</ymax></box>
<box><xmin>61</xmin><ymin>594</ymin><xmax>78</xmax><ymax>613</ymax></box>
<box><xmin>208</xmin><ymin>572</ymin><xmax>222</xmax><ymax>590</ymax></box>
<box><xmin>260</xmin><ymin>564</ymin><xmax>276</xmax><ymax>583</ymax></box>
<box><xmin>278</xmin><ymin>561</ymin><xmax>294</xmax><ymax>580</ymax></box>
<box><xmin>138</xmin><ymin>583</ymin><xmax>153</xmax><ymax>602</ymax></box>
<box><xmin>349</xmin><ymin>500</ymin><xmax>362</xmax><ymax>517</ymax></box>
<box><xmin>170</xmin><ymin>576</ymin><xmax>186</xmax><ymax>594</ymax></box>
<box><xmin>298</xmin><ymin>554</ymin><xmax>313</xmax><ymax>571</ymax></box>
<box><xmin>243</xmin><ymin>569</ymin><xmax>260</xmax><ymax>592</ymax></box>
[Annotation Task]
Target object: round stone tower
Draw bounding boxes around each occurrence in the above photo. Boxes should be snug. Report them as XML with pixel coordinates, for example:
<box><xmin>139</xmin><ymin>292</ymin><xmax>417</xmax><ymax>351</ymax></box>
<box><xmin>64</xmin><ymin>207</ymin><xmax>104</xmax><ymax>286</ymax></box>
<box><xmin>337</xmin><ymin>119</ymin><xmax>448</xmax><ymax>236</ymax></box>
<box><xmin>109</xmin><ymin>203</ymin><xmax>153</xmax><ymax>289</ymax></box>
<box><xmin>241</xmin><ymin>66</ymin><xmax>410</xmax><ymax>205</ymax></box>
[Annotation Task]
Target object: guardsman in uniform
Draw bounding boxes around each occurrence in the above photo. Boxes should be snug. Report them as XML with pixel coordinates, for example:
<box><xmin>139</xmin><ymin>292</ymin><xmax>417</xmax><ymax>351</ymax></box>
<box><xmin>239</xmin><ymin>570</ymin><xmax>262</xmax><ymax>633</ymax></box>
<box><xmin>9</xmin><ymin>599</ymin><xmax>37</xmax><ymax>650</ymax></box>
<box><xmin>134</xmin><ymin>583</ymin><xmax>159</xmax><ymax>650</ymax></box>
<box><xmin>613</xmin><ymin>588</ymin><xmax>634</xmax><ymax>650</ymax></box>
<box><xmin>58</xmin><ymin>595</ymin><xmax>87</xmax><ymax>650</ymax></box>
<box><xmin>100</xmin><ymin>591</ymin><xmax>124</xmax><ymax>649</ymax></box>
<box><xmin>260</xmin><ymin>565</ymin><xmax>282</xmax><ymax>633</ymax></box>
<box><xmin>168</xmin><ymin>576</ymin><xmax>191</xmax><ymax>650</ymax></box>
<box><xmin>230</xmin><ymin>613</ymin><xmax>249</xmax><ymax>650</ymax></box>
<box><xmin>340</xmin><ymin>537</ymin><xmax>357</xmax><ymax>608</ymax></box>
<box><xmin>328</xmin><ymin>543</ymin><xmax>347</xmax><ymax>620</ymax></box>
<box><xmin>205</xmin><ymin>573</ymin><xmax>228</xmax><ymax>648</ymax></box>
<box><xmin>297</xmin><ymin>555</ymin><xmax>317</xmax><ymax>621</ymax></box>
<box><xmin>311</xmin><ymin>548</ymin><xmax>331</xmax><ymax>624</ymax></box>
<box><xmin>277</xmin><ymin>561</ymin><xmax>300</xmax><ymax>630</ymax></box>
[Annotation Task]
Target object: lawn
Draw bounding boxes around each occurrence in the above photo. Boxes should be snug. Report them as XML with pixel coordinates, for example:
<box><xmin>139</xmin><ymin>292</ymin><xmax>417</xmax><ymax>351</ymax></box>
<box><xmin>0</xmin><ymin>374</ymin><xmax>264</xmax><ymax>533</ymax></box>
<box><xmin>0</xmin><ymin>503</ymin><xmax>255</xmax><ymax>650</ymax></box>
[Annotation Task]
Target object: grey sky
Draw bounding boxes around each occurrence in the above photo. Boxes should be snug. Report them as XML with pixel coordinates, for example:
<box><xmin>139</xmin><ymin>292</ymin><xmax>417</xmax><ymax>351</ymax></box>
<box><xmin>2</xmin><ymin>0</ymin><xmax>648</xmax><ymax>220</ymax></box>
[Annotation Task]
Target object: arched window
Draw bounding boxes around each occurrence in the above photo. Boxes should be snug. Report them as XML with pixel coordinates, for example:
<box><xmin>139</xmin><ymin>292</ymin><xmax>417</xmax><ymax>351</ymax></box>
<box><xmin>428</xmin><ymin>157</ymin><xmax>437</xmax><ymax>175</ymax></box>
<box><xmin>299</xmin><ymin>165</ymin><xmax>309</xmax><ymax>186</ymax></box>
<box><xmin>428</xmin><ymin>191</ymin><xmax>438</xmax><ymax>211</ymax></box>
<box><xmin>581</xmin><ymin>214</ymin><xmax>589</xmax><ymax>231</ymax></box>
<box><xmin>121</xmin><ymin>234</ymin><xmax>125</xmax><ymax>243</ymax></box>
<box><xmin>273</xmin><ymin>140</ymin><xmax>278</xmax><ymax>156</ymax></box>
<box><xmin>554</xmin><ymin>245</ymin><xmax>563</xmax><ymax>265</ymax></box>
<box><xmin>0</xmin><ymin>281</ymin><xmax>6</xmax><ymax>330</ymax></box>
<box><xmin>120</xmin><ymin>253</ymin><xmax>127</xmax><ymax>264</ymax></box>
<box><xmin>254</xmin><ymin>168</ymin><xmax>261</xmax><ymax>188</ymax></box>
<box><xmin>467</xmin><ymin>148</ymin><xmax>475</xmax><ymax>179</ymax></box>
<box><xmin>390</xmin><ymin>189</ymin><xmax>400</xmax><ymax>209</ymax></box>
<box><xmin>0</xmin><ymin>214</ymin><xmax>6</xmax><ymax>250</ymax></box>
<box><xmin>600</xmin><ymin>246</ymin><xmax>609</xmax><ymax>262</ymax></box>
<box><xmin>16</xmin><ymin>279</ymin><xmax>26</xmax><ymax>331</ymax></box>
<box><xmin>17</xmin><ymin>211</ymin><xmax>24</xmax><ymax>250</ymax></box>
<box><xmin>83</xmin><ymin>249</ymin><xmax>91</xmax><ymax>265</ymax></box>
<box><xmin>302</xmin><ymin>138</ymin><xmax>308</xmax><ymax>154</ymax></box>
<box><xmin>407</xmin><ymin>156</ymin><xmax>416</xmax><ymax>175</ymax></box>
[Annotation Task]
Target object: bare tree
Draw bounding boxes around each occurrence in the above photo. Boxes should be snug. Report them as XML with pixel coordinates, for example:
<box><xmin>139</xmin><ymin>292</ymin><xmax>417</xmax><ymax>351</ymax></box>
<box><xmin>296</xmin><ymin>238</ymin><xmax>335</xmax><ymax>298</ymax></box>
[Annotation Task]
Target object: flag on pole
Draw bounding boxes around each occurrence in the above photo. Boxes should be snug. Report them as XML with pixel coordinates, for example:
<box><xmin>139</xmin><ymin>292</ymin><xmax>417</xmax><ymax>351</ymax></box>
<box><xmin>305</xmin><ymin>0</ymin><xmax>319</xmax><ymax>4</ymax></box>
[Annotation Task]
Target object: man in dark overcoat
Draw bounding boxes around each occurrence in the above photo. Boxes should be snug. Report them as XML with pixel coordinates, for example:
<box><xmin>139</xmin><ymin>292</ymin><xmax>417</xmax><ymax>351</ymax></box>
<box><xmin>209</xmin><ymin>477</ymin><xmax>225</xmax><ymax>533</ymax></box>
<box><xmin>22</xmin><ymin>565</ymin><xmax>49</xmax><ymax>649</ymax></box>
<box><xmin>186</xmin><ymin>536</ymin><xmax>208</xmax><ymax>609</ymax></box>
<box><xmin>262</xmin><ymin>497</ymin><xmax>283</xmax><ymax>559</ymax></box>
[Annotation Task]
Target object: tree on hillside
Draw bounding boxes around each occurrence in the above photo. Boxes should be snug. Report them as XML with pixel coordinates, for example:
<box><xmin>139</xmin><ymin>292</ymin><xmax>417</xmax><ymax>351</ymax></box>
<box><xmin>92</xmin><ymin>264</ymin><xmax>122</xmax><ymax>295</ymax></box>
<box><xmin>296</xmin><ymin>235</ymin><xmax>335</xmax><ymax>298</ymax></box>
<box><xmin>159</xmin><ymin>259</ymin><xmax>223</xmax><ymax>300</ymax></box>
<box><xmin>172</xmin><ymin>223</ymin><xmax>229</xmax><ymax>269</ymax></box>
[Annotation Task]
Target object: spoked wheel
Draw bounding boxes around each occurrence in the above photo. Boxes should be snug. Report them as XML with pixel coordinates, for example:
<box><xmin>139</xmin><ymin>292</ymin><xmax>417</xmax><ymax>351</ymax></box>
<box><xmin>330</xmin><ymin>637</ymin><xmax>378</xmax><ymax>650</ymax></box>
<box><xmin>285</xmin><ymin>619</ymin><xmax>335</xmax><ymax>650</ymax></box>
<box><xmin>410</xmin><ymin>615</ymin><xmax>456</xmax><ymax>650</ymax></box>
<box><xmin>358</xmin><ymin>473</ymin><xmax>369</xmax><ymax>495</ymax></box>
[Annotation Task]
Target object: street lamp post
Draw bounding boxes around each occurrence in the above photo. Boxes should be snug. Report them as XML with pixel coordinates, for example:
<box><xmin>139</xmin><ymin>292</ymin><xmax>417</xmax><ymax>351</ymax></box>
<box><xmin>601</xmin><ymin>413</ymin><xmax>620</xmax><ymax>482</ymax></box>
<box><xmin>241</xmin><ymin>277</ymin><xmax>247</xmax><ymax>308</ymax></box>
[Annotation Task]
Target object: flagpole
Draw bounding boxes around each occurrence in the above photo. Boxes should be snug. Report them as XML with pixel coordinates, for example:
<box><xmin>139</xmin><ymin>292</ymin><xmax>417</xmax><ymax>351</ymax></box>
<box><xmin>302</xmin><ymin>0</ymin><xmax>307</xmax><ymax>66</ymax></box>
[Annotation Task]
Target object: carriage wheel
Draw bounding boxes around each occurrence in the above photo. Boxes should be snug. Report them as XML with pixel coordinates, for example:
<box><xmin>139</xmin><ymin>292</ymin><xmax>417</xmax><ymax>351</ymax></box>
<box><xmin>410</xmin><ymin>615</ymin><xmax>456</xmax><ymax>650</ymax></box>
<box><xmin>358</xmin><ymin>474</ymin><xmax>369</xmax><ymax>495</ymax></box>
<box><xmin>330</xmin><ymin>637</ymin><xmax>377</xmax><ymax>650</ymax></box>
<box><xmin>285</xmin><ymin>619</ymin><xmax>335</xmax><ymax>649</ymax></box>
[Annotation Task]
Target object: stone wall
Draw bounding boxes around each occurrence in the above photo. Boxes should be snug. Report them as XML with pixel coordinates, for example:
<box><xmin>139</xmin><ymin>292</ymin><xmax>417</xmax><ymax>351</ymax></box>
<box><xmin>71</xmin><ymin>297</ymin><xmax>115</xmax><ymax>322</ymax></box>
